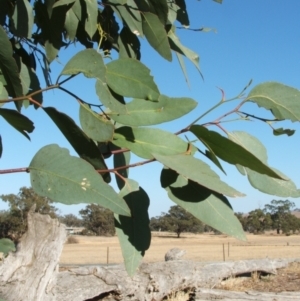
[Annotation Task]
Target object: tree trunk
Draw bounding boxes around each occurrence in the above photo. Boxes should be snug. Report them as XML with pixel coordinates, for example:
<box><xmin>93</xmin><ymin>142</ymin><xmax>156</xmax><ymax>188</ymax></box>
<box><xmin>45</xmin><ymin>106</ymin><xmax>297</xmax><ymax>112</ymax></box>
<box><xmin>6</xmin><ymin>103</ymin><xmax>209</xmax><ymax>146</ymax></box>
<box><xmin>1</xmin><ymin>211</ymin><xmax>299</xmax><ymax>301</ymax></box>
<box><xmin>0</xmin><ymin>207</ymin><xmax>66</xmax><ymax>301</ymax></box>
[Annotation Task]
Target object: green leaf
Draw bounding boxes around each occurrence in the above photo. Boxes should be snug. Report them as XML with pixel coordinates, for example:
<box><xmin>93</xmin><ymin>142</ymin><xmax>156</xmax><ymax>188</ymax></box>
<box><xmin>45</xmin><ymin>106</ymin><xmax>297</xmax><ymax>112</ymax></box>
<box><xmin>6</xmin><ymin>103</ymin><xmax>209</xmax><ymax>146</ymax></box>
<box><xmin>232</xmin><ymin>132</ymin><xmax>300</xmax><ymax>198</ymax></box>
<box><xmin>246</xmin><ymin>82</ymin><xmax>300</xmax><ymax>122</ymax></box>
<box><xmin>59</xmin><ymin>49</ymin><xmax>106</xmax><ymax>81</ymax></box>
<box><xmin>44</xmin><ymin>107</ymin><xmax>111</xmax><ymax>182</ymax></box>
<box><xmin>108</xmin><ymin>0</ymin><xmax>127</xmax><ymax>4</ymax></box>
<box><xmin>142</xmin><ymin>12</ymin><xmax>172</xmax><ymax>61</ymax></box>
<box><xmin>29</xmin><ymin>144</ymin><xmax>130</xmax><ymax>216</ymax></box>
<box><xmin>0</xmin><ymin>26</ymin><xmax>23</xmax><ymax>109</ymax></box>
<box><xmin>0</xmin><ymin>135</ymin><xmax>2</xmax><ymax>158</ymax></box>
<box><xmin>112</xmin><ymin>126</ymin><xmax>190</xmax><ymax>159</ymax></box>
<box><xmin>64</xmin><ymin>6</ymin><xmax>79</xmax><ymax>40</ymax></box>
<box><xmin>118</xmin><ymin>26</ymin><xmax>141</xmax><ymax>60</ymax></box>
<box><xmin>112</xmin><ymin>144</ymin><xmax>131</xmax><ymax>190</ymax></box>
<box><xmin>161</xmin><ymin>168</ymin><xmax>246</xmax><ymax>240</ymax></box>
<box><xmin>108</xmin><ymin>95</ymin><xmax>197</xmax><ymax>126</ymax></box>
<box><xmin>111</xmin><ymin>0</ymin><xmax>143</xmax><ymax>36</ymax></box>
<box><xmin>0</xmin><ymin>108</ymin><xmax>34</xmax><ymax>139</ymax></box>
<box><xmin>79</xmin><ymin>103</ymin><xmax>114</xmax><ymax>142</ymax></box>
<box><xmin>0</xmin><ymin>238</ymin><xmax>16</xmax><ymax>255</ymax></box>
<box><xmin>115</xmin><ymin>179</ymin><xmax>151</xmax><ymax>276</ymax></box>
<box><xmin>168</xmin><ymin>26</ymin><xmax>202</xmax><ymax>77</ymax></box>
<box><xmin>95</xmin><ymin>81</ymin><xmax>127</xmax><ymax>114</ymax></box>
<box><xmin>190</xmin><ymin>125</ymin><xmax>284</xmax><ymax>180</ymax></box>
<box><xmin>106</xmin><ymin>58</ymin><xmax>160</xmax><ymax>100</ymax></box>
<box><xmin>154</xmin><ymin>153</ymin><xmax>244</xmax><ymax>197</ymax></box>
<box><xmin>0</xmin><ymin>81</ymin><xmax>8</xmax><ymax>101</ymax></box>
<box><xmin>273</xmin><ymin>127</ymin><xmax>295</xmax><ymax>137</ymax></box>
<box><xmin>84</xmin><ymin>0</ymin><xmax>98</xmax><ymax>39</ymax></box>
<box><xmin>11</xmin><ymin>0</ymin><xmax>34</xmax><ymax>38</ymax></box>
<box><xmin>53</xmin><ymin>0</ymin><xmax>76</xmax><ymax>8</ymax></box>
<box><xmin>203</xmin><ymin>149</ymin><xmax>226</xmax><ymax>174</ymax></box>
<box><xmin>175</xmin><ymin>52</ymin><xmax>190</xmax><ymax>86</ymax></box>
<box><xmin>175</xmin><ymin>0</ymin><xmax>189</xmax><ymax>27</ymax></box>
<box><xmin>213</xmin><ymin>0</ymin><xmax>222</xmax><ymax>3</ymax></box>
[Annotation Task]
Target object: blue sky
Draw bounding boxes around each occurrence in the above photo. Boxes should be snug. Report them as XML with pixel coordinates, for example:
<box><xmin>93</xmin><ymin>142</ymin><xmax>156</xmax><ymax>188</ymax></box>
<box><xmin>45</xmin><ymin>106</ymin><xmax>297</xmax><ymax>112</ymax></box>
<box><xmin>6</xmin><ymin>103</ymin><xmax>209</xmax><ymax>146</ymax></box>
<box><xmin>1</xmin><ymin>0</ymin><xmax>300</xmax><ymax>217</ymax></box>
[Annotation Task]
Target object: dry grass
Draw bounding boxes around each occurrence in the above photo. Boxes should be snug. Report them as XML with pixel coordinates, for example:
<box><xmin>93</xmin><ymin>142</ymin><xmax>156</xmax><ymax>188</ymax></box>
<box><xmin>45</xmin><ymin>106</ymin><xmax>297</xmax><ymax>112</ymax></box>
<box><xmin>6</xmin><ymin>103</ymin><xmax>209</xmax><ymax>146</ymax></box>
<box><xmin>60</xmin><ymin>232</ymin><xmax>300</xmax><ymax>265</ymax></box>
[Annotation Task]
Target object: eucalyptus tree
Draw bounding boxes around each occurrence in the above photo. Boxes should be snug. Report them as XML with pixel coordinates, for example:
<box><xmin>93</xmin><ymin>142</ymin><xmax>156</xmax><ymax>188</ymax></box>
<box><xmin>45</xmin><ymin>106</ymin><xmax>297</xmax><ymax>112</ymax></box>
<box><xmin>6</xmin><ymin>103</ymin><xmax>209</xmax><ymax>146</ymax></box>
<box><xmin>0</xmin><ymin>0</ymin><xmax>300</xmax><ymax>275</ymax></box>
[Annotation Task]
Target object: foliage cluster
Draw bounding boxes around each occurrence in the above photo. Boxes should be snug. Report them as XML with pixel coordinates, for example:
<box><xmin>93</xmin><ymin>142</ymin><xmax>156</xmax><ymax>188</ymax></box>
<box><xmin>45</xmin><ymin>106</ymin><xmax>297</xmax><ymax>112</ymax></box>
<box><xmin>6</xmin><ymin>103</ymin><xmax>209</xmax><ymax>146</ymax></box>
<box><xmin>236</xmin><ymin>200</ymin><xmax>300</xmax><ymax>235</ymax></box>
<box><xmin>0</xmin><ymin>0</ymin><xmax>300</xmax><ymax>275</ymax></box>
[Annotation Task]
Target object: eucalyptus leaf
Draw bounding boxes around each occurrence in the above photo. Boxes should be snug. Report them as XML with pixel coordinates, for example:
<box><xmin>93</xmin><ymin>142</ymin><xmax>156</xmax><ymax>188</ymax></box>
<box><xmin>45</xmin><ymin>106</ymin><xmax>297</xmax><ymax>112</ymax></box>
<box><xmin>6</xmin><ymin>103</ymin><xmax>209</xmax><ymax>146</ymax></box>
<box><xmin>106</xmin><ymin>58</ymin><xmax>160</xmax><ymax>100</ymax></box>
<box><xmin>0</xmin><ymin>108</ymin><xmax>34</xmax><ymax>139</ymax></box>
<box><xmin>113</xmin><ymin>126</ymin><xmax>191</xmax><ymax>159</ymax></box>
<box><xmin>64</xmin><ymin>7</ymin><xmax>79</xmax><ymax>40</ymax></box>
<box><xmin>175</xmin><ymin>0</ymin><xmax>189</xmax><ymax>27</ymax></box>
<box><xmin>115</xmin><ymin>180</ymin><xmax>151</xmax><ymax>276</ymax></box>
<box><xmin>161</xmin><ymin>168</ymin><xmax>246</xmax><ymax>240</ymax></box>
<box><xmin>0</xmin><ymin>238</ymin><xmax>16</xmax><ymax>255</ymax></box>
<box><xmin>44</xmin><ymin>107</ymin><xmax>111</xmax><ymax>182</ymax></box>
<box><xmin>108</xmin><ymin>95</ymin><xmax>197</xmax><ymax>126</ymax></box>
<box><xmin>154</xmin><ymin>153</ymin><xmax>244</xmax><ymax>197</ymax></box>
<box><xmin>246</xmin><ymin>82</ymin><xmax>300</xmax><ymax>122</ymax></box>
<box><xmin>53</xmin><ymin>0</ymin><xmax>76</xmax><ymax>8</ymax></box>
<box><xmin>190</xmin><ymin>125</ymin><xmax>283</xmax><ymax>179</ymax></box>
<box><xmin>79</xmin><ymin>103</ymin><xmax>114</xmax><ymax>142</ymax></box>
<box><xmin>118</xmin><ymin>26</ymin><xmax>141</xmax><ymax>60</ymax></box>
<box><xmin>0</xmin><ymin>135</ymin><xmax>2</xmax><ymax>158</ymax></box>
<box><xmin>29</xmin><ymin>144</ymin><xmax>130</xmax><ymax>216</ymax></box>
<box><xmin>0</xmin><ymin>81</ymin><xmax>8</xmax><ymax>101</ymax></box>
<box><xmin>142</xmin><ymin>12</ymin><xmax>172</xmax><ymax>61</ymax></box>
<box><xmin>273</xmin><ymin>127</ymin><xmax>295</xmax><ymax>137</ymax></box>
<box><xmin>84</xmin><ymin>0</ymin><xmax>98</xmax><ymax>39</ymax></box>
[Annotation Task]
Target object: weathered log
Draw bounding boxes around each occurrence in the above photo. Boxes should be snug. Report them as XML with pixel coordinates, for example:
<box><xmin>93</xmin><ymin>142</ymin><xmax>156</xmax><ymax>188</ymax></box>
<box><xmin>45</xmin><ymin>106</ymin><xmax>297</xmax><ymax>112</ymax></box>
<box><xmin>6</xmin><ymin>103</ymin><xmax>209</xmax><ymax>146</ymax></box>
<box><xmin>0</xmin><ymin>207</ymin><xmax>66</xmax><ymax>301</ymax></box>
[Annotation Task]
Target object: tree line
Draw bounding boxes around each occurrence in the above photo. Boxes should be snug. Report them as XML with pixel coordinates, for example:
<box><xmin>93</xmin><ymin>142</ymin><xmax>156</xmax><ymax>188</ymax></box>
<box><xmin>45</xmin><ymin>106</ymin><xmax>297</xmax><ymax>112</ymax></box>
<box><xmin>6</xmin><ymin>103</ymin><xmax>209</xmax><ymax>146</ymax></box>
<box><xmin>1</xmin><ymin>187</ymin><xmax>299</xmax><ymax>242</ymax></box>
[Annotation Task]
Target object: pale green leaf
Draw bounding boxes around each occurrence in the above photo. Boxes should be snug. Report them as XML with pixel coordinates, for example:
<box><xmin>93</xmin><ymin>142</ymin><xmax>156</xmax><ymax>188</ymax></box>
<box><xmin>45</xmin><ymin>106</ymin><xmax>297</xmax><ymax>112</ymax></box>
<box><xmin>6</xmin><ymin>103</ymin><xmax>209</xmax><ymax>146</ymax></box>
<box><xmin>84</xmin><ymin>0</ymin><xmax>98</xmax><ymax>39</ymax></box>
<box><xmin>0</xmin><ymin>238</ymin><xmax>16</xmax><ymax>255</ymax></box>
<box><xmin>112</xmin><ymin>126</ymin><xmax>190</xmax><ymax>159</ymax></box>
<box><xmin>175</xmin><ymin>52</ymin><xmax>190</xmax><ymax>87</ymax></box>
<box><xmin>59</xmin><ymin>49</ymin><xmax>106</xmax><ymax>80</ymax></box>
<box><xmin>191</xmin><ymin>125</ymin><xmax>283</xmax><ymax>179</ymax></box>
<box><xmin>246</xmin><ymin>82</ymin><xmax>300</xmax><ymax>122</ymax></box>
<box><xmin>108</xmin><ymin>0</ymin><xmax>127</xmax><ymax>4</ymax></box>
<box><xmin>11</xmin><ymin>0</ymin><xmax>34</xmax><ymax>38</ymax></box>
<box><xmin>142</xmin><ymin>12</ymin><xmax>172</xmax><ymax>61</ymax></box>
<box><xmin>115</xmin><ymin>180</ymin><xmax>150</xmax><ymax>276</ymax></box>
<box><xmin>273</xmin><ymin>127</ymin><xmax>295</xmax><ymax>137</ymax></box>
<box><xmin>167</xmin><ymin>1</ymin><xmax>179</xmax><ymax>25</ymax></box>
<box><xmin>0</xmin><ymin>81</ymin><xmax>8</xmax><ymax>102</ymax></box>
<box><xmin>64</xmin><ymin>7</ymin><xmax>79</xmax><ymax>40</ymax></box>
<box><xmin>29</xmin><ymin>144</ymin><xmax>130</xmax><ymax>216</ymax></box>
<box><xmin>154</xmin><ymin>153</ymin><xmax>244</xmax><ymax>197</ymax></box>
<box><xmin>53</xmin><ymin>0</ymin><xmax>76</xmax><ymax>8</ymax></box>
<box><xmin>106</xmin><ymin>58</ymin><xmax>160</xmax><ymax>100</ymax></box>
<box><xmin>79</xmin><ymin>104</ymin><xmax>114</xmax><ymax>142</ymax></box>
<box><xmin>108</xmin><ymin>95</ymin><xmax>197</xmax><ymax>126</ymax></box>
<box><xmin>0</xmin><ymin>108</ymin><xmax>34</xmax><ymax>139</ymax></box>
<box><xmin>161</xmin><ymin>168</ymin><xmax>246</xmax><ymax>240</ymax></box>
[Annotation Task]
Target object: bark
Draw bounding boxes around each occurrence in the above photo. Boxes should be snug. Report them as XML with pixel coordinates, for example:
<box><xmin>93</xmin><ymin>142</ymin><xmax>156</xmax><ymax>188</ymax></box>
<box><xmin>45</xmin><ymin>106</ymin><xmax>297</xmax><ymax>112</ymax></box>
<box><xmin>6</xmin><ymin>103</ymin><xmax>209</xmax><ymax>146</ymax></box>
<box><xmin>1</xmin><ymin>211</ymin><xmax>300</xmax><ymax>301</ymax></box>
<box><xmin>0</xmin><ymin>207</ymin><xmax>66</xmax><ymax>301</ymax></box>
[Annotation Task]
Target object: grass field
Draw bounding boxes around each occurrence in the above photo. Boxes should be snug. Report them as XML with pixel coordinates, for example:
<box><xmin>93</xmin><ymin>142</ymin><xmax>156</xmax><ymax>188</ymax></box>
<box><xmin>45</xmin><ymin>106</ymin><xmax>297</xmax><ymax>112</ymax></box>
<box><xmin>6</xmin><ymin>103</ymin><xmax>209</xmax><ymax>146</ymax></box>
<box><xmin>59</xmin><ymin>232</ymin><xmax>300</xmax><ymax>265</ymax></box>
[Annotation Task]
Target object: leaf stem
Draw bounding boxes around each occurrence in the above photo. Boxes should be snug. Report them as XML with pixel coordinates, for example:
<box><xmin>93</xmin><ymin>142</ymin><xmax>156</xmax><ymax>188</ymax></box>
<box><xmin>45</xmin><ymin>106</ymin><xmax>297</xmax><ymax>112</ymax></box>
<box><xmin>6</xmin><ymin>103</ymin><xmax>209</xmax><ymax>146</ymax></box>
<box><xmin>0</xmin><ymin>168</ymin><xmax>29</xmax><ymax>174</ymax></box>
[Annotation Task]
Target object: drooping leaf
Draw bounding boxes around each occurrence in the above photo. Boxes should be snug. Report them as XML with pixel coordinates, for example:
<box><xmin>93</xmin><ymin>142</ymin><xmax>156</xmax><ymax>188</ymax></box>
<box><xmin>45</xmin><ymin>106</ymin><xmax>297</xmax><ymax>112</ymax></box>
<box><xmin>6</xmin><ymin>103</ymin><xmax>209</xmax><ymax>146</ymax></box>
<box><xmin>0</xmin><ymin>81</ymin><xmax>8</xmax><ymax>102</ymax></box>
<box><xmin>118</xmin><ymin>26</ymin><xmax>141</xmax><ymax>60</ymax></box>
<box><xmin>161</xmin><ymin>168</ymin><xmax>246</xmax><ymax>240</ymax></box>
<box><xmin>246</xmin><ymin>82</ymin><xmax>300</xmax><ymax>122</ymax></box>
<box><xmin>190</xmin><ymin>125</ymin><xmax>284</xmax><ymax>179</ymax></box>
<box><xmin>108</xmin><ymin>95</ymin><xmax>197</xmax><ymax>126</ymax></box>
<box><xmin>175</xmin><ymin>0</ymin><xmax>189</xmax><ymax>27</ymax></box>
<box><xmin>44</xmin><ymin>107</ymin><xmax>111</xmax><ymax>182</ymax></box>
<box><xmin>167</xmin><ymin>1</ymin><xmax>179</xmax><ymax>25</ymax></box>
<box><xmin>0</xmin><ymin>26</ymin><xmax>23</xmax><ymax>110</ymax></box>
<box><xmin>64</xmin><ymin>6</ymin><xmax>79</xmax><ymax>41</ymax></box>
<box><xmin>59</xmin><ymin>48</ymin><xmax>106</xmax><ymax>80</ymax></box>
<box><xmin>142</xmin><ymin>12</ymin><xmax>172</xmax><ymax>61</ymax></box>
<box><xmin>79</xmin><ymin>103</ymin><xmax>114</xmax><ymax>142</ymax></box>
<box><xmin>203</xmin><ymin>149</ymin><xmax>226</xmax><ymax>174</ymax></box>
<box><xmin>168</xmin><ymin>26</ymin><xmax>202</xmax><ymax>77</ymax></box>
<box><xmin>83</xmin><ymin>0</ymin><xmax>98</xmax><ymax>39</ymax></box>
<box><xmin>29</xmin><ymin>144</ymin><xmax>130</xmax><ymax>216</ymax></box>
<box><xmin>111</xmin><ymin>0</ymin><xmax>143</xmax><ymax>36</ymax></box>
<box><xmin>232</xmin><ymin>131</ymin><xmax>300</xmax><ymax>198</ymax></box>
<box><xmin>154</xmin><ymin>153</ymin><xmax>244</xmax><ymax>197</ymax></box>
<box><xmin>0</xmin><ymin>238</ymin><xmax>16</xmax><ymax>255</ymax></box>
<box><xmin>0</xmin><ymin>108</ymin><xmax>34</xmax><ymax>139</ymax></box>
<box><xmin>112</xmin><ymin>143</ymin><xmax>131</xmax><ymax>190</ymax></box>
<box><xmin>11</xmin><ymin>0</ymin><xmax>34</xmax><ymax>38</ymax></box>
<box><xmin>0</xmin><ymin>135</ymin><xmax>2</xmax><ymax>158</ymax></box>
<box><xmin>106</xmin><ymin>58</ymin><xmax>160</xmax><ymax>100</ymax></box>
<box><xmin>175</xmin><ymin>52</ymin><xmax>189</xmax><ymax>86</ymax></box>
<box><xmin>273</xmin><ymin>127</ymin><xmax>295</xmax><ymax>137</ymax></box>
<box><xmin>112</xmin><ymin>126</ymin><xmax>191</xmax><ymax>159</ymax></box>
<box><xmin>115</xmin><ymin>179</ymin><xmax>151</xmax><ymax>276</ymax></box>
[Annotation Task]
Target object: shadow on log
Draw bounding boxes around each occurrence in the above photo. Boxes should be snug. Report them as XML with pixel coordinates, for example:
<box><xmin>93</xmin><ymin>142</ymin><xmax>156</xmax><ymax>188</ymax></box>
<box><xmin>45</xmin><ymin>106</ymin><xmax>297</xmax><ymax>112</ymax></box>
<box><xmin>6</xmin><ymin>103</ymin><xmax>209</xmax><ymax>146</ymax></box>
<box><xmin>1</xmin><ymin>211</ymin><xmax>300</xmax><ymax>301</ymax></box>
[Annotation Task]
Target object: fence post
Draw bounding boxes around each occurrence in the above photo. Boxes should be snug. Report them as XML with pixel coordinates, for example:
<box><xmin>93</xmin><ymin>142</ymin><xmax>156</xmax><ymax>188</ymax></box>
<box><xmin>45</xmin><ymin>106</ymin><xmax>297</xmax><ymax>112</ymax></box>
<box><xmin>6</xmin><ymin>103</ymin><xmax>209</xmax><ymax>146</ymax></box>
<box><xmin>228</xmin><ymin>242</ymin><xmax>230</xmax><ymax>257</ymax></box>
<box><xmin>223</xmin><ymin>243</ymin><xmax>225</xmax><ymax>261</ymax></box>
<box><xmin>107</xmin><ymin>246</ymin><xmax>109</xmax><ymax>266</ymax></box>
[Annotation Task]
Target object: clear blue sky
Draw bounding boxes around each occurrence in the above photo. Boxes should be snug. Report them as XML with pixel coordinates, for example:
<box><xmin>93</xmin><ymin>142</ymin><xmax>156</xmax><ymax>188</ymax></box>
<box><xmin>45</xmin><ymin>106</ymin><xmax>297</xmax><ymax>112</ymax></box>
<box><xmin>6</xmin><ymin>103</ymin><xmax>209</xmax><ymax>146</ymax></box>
<box><xmin>1</xmin><ymin>0</ymin><xmax>300</xmax><ymax>217</ymax></box>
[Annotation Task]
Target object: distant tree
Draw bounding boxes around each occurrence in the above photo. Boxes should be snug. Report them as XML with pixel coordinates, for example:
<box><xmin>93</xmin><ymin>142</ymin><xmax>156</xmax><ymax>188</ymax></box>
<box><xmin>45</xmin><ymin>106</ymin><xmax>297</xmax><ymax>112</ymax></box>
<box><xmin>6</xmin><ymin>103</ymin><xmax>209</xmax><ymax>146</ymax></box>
<box><xmin>246</xmin><ymin>209</ymin><xmax>272</xmax><ymax>234</ymax></box>
<box><xmin>264</xmin><ymin>200</ymin><xmax>295</xmax><ymax>234</ymax></box>
<box><xmin>0</xmin><ymin>187</ymin><xmax>57</xmax><ymax>242</ymax></box>
<box><xmin>79</xmin><ymin>204</ymin><xmax>115</xmax><ymax>236</ymax></box>
<box><xmin>150</xmin><ymin>206</ymin><xmax>204</xmax><ymax>238</ymax></box>
<box><xmin>59</xmin><ymin>214</ymin><xmax>83</xmax><ymax>227</ymax></box>
<box><xmin>235</xmin><ymin>212</ymin><xmax>248</xmax><ymax>231</ymax></box>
